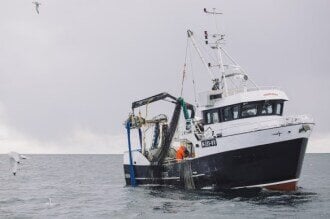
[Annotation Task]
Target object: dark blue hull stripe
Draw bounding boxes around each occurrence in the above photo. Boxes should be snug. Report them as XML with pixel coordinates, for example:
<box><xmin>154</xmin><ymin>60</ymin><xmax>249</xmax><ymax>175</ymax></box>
<box><xmin>124</xmin><ymin>138</ymin><xmax>308</xmax><ymax>189</ymax></box>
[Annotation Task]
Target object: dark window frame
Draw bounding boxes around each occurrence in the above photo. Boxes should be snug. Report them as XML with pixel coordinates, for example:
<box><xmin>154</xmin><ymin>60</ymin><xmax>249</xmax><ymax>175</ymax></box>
<box><xmin>203</xmin><ymin>108</ymin><xmax>221</xmax><ymax>125</ymax></box>
<box><xmin>221</xmin><ymin>104</ymin><xmax>240</xmax><ymax>122</ymax></box>
<box><xmin>222</xmin><ymin>106</ymin><xmax>232</xmax><ymax>122</ymax></box>
<box><xmin>275</xmin><ymin>102</ymin><xmax>284</xmax><ymax>115</ymax></box>
<box><xmin>240</xmin><ymin>102</ymin><xmax>259</xmax><ymax>118</ymax></box>
<box><xmin>203</xmin><ymin>99</ymin><xmax>285</xmax><ymax>125</ymax></box>
<box><xmin>259</xmin><ymin>100</ymin><xmax>273</xmax><ymax>115</ymax></box>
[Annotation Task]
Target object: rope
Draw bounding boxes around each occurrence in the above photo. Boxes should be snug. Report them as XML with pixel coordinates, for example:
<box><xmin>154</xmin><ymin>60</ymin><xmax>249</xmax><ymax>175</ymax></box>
<box><xmin>180</xmin><ymin>37</ymin><xmax>189</xmax><ymax>97</ymax></box>
<box><xmin>195</xmin><ymin>35</ymin><xmax>217</xmax><ymax>64</ymax></box>
<box><xmin>180</xmin><ymin>38</ymin><xmax>198</xmax><ymax>105</ymax></box>
<box><xmin>142</xmin><ymin>103</ymin><xmax>149</xmax><ymax>154</ymax></box>
<box><xmin>188</xmin><ymin>41</ymin><xmax>198</xmax><ymax>105</ymax></box>
<box><xmin>138</xmin><ymin>110</ymin><xmax>146</xmax><ymax>154</ymax></box>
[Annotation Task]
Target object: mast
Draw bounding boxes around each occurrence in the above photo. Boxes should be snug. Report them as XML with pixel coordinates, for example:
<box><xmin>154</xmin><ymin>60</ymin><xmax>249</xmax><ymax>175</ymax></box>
<box><xmin>187</xmin><ymin>30</ymin><xmax>219</xmax><ymax>89</ymax></box>
<box><xmin>216</xmin><ymin>40</ymin><xmax>228</xmax><ymax>95</ymax></box>
<box><xmin>186</xmin><ymin>8</ymin><xmax>258</xmax><ymax>96</ymax></box>
<box><xmin>204</xmin><ymin>8</ymin><xmax>228</xmax><ymax>94</ymax></box>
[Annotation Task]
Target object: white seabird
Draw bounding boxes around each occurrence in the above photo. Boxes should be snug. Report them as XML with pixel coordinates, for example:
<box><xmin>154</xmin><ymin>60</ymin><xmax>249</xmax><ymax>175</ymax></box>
<box><xmin>8</xmin><ymin>152</ymin><xmax>27</xmax><ymax>176</ymax></box>
<box><xmin>32</xmin><ymin>1</ymin><xmax>41</xmax><ymax>14</ymax></box>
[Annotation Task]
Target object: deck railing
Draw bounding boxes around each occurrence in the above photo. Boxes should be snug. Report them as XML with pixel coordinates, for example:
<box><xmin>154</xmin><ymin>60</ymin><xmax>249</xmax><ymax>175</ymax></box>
<box><xmin>225</xmin><ymin>86</ymin><xmax>281</xmax><ymax>96</ymax></box>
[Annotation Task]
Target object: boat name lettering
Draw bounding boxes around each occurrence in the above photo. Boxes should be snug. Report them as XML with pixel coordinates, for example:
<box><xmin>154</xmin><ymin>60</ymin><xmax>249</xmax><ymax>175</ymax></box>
<box><xmin>263</xmin><ymin>93</ymin><xmax>278</xmax><ymax>96</ymax></box>
<box><xmin>201</xmin><ymin>138</ymin><xmax>217</xmax><ymax>148</ymax></box>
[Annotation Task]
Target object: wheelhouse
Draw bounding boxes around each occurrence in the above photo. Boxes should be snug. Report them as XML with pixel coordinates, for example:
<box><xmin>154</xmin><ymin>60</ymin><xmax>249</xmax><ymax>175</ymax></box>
<box><xmin>203</xmin><ymin>99</ymin><xmax>285</xmax><ymax>125</ymax></box>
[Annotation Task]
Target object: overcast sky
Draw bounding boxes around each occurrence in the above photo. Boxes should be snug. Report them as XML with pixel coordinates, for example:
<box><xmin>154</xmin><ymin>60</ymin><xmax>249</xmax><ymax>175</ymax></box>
<box><xmin>0</xmin><ymin>0</ymin><xmax>329</xmax><ymax>153</ymax></box>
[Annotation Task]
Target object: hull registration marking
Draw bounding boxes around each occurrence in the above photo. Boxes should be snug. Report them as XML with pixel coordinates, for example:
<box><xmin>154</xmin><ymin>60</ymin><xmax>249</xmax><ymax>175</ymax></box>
<box><xmin>201</xmin><ymin>138</ymin><xmax>217</xmax><ymax>148</ymax></box>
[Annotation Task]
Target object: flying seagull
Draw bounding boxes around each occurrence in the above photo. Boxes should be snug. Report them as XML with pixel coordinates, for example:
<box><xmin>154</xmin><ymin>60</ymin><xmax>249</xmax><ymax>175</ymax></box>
<box><xmin>8</xmin><ymin>151</ymin><xmax>27</xmax><ymax>176</ymax></box>
<box><xmin>32</xmin><ymin>1</ymin><xmax>41</xmax><ymax>14</ymax></box>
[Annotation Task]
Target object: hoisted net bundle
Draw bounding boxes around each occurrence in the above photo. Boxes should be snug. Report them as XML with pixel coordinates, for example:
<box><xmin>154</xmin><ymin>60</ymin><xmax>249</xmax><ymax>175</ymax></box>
<box><xmin>143</xmin><ymin>123</ymin><xmax>168</xmax><ymax>161</ymax></box>
<box><xmin>128</xmin><ymin>92</ymin><xmax>195</xmax><ymax>164</ymax></box>
<box><xmin>128</xmin><ymin>113</ymin><xmax>169</xmax><ymax>161</ymax></box>
<box><xmin>126</xmin><ymin>113</ymin><xmax>167</xmax><ymax>129</ymax></box>
<box><xmin>180</xmin><ymin>159</ymin><xmax>196</xmax><ymax>190</ymax></box>
<box><xmin>126</xmin><ymin>114</ymin><xmax>146</xmax><ymax>129</ymax></box>
<box><xmin>146</xmin><ymin>114</ymin><xmax>168</xmax><ymax>124</ymax></box>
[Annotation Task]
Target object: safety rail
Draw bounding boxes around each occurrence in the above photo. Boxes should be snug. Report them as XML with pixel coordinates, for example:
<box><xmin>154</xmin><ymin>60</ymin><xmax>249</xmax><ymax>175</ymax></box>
<box><xmin>224</xmin><ymin>86</ymin><xmax>282</xmax><ymax>97</ymax></box>
<box><xmin>215</xmin><ymin>115</ymin><xmax>314</xmax><ymax>137</ymax></box>
<box><xmin>179</xmin><ymin>114</ymin><xmax>314</xmax><ymax>139</ymax></box>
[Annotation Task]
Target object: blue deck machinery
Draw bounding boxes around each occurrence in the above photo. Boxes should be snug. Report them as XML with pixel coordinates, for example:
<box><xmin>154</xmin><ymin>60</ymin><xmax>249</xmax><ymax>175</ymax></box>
<box><xmin>125</xmin><ymin>92</ymin><xmax>195</xmax><ymax>187</ymax></box>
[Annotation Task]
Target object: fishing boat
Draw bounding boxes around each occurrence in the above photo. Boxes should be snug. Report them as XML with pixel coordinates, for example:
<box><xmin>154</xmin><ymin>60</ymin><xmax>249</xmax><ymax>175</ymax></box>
<box><xmin>123</xmin><ymin>8</ymin><xmax>314</xmax><ymax>191</ymax></box>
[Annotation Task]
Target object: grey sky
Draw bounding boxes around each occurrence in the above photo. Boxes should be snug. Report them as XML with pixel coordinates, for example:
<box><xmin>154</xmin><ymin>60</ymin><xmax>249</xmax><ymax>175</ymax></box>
<box><xmin>0</xmin><ymin>0</ymin><xmax>329</xmax><ymax>153</ymax></box>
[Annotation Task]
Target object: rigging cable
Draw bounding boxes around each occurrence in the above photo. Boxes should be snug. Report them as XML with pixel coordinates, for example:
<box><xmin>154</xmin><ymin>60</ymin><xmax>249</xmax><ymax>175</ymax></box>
<box><xmin>195</xmin><ymin>35</ymin><xmax>217</xmax><ymax>64</ymax></box>
<box><xmin>188</xmin><ymin>40</ymin><xmax>198</xmax><ymax>105</ymax></box>
<box><xmin>180</xmin><ymin>37</ymin><xmax>189</xmax><ymax>97</ymax></box>
<box><xmin>142</xmin><ymin>103</ymin><xmax>149</xmax><ymax>154</ymax></box>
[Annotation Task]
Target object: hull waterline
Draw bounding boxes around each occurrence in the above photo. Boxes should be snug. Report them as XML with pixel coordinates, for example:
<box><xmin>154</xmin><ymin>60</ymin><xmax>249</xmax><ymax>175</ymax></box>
<box><xmin>124</xmin><ymin>138</ymin><xmax>308</xmax><ymax>191</ymax></box>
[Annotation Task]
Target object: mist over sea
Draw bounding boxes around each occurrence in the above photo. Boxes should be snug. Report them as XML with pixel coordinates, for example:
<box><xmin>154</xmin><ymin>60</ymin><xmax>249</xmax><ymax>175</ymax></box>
<box><xmin>0</xmin><ymin>154</ymin><xmax>329</xmax><ymax>218</ymax></box>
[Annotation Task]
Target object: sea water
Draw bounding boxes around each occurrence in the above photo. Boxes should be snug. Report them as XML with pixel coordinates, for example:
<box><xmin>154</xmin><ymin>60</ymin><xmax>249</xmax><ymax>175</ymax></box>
<box><xmin>0</xmin><ymin>154</ymin><xmax>329</xmax><ymax>218</ymax></box>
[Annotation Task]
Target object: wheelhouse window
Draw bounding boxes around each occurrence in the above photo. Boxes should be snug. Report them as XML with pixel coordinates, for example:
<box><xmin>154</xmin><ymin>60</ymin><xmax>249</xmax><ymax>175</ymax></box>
<box><xmin>275</xmin><ymin>103</ymin><xmax>283</xmax><ymax>115</ymax></box>
<box><xmin>212</xmin><ymin>111</ymin><xmax>220</xmax><ymax>123</ymax></box>
<box><xmin>204</xmin><ymin>109</ymin><xmax>220</xmax><ymax>124</ymax></box>
<box><xmin>223</xmin><ymin>105</ymin><xmax>239</xmax><ymax>121</ymax></box>
<box><xmin>223</xmin><ymin>107</ymin><xmax>231</xmax><ymax>121</ymax></box>
<box><xmin>203</xmin><ymin>99</ymin><xmax>284</xmax><ymax>125</ymax></box>
<box><xmin>241</xmin><ymin>103</ymin><xmax>258</xmax><ymax>118</ymax></box>
<box><xmin>206</xmin><ymin>112</ymin><xmax>211</xmax><ymax>124</ymax></box>
<box><xmin>233</xmin><ymin>105</ymin><xmax>239</xmax><ymax>119</ymax></box>
<box><xmin>261</xmin><ymin>101</ymin><xmax>273</xmax><ymax>115</ymax></box>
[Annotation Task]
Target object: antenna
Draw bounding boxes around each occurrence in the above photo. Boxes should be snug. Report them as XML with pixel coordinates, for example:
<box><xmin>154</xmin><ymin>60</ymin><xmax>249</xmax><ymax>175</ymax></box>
<box><xmin>187</xmin><ymin>30</ymin><xmax>219</xmax><ymax>89</ymax></box>
<box><xmin>204</xmin><ymin>31</ymin><xmax>208</xmax><ymax>45</ymax></box>
<box><xmin>203</xmin><ymin>8</ymin><xmax>222</xmax><ymax>15</ymax></box>
<box><xmin>204</xmin><ymin>8</ymin><xmax>222</xmax><ymax>34</ymax></box>
<box><xmin>203</xmin><ymin>8</ymin><xmax>228</xmax><ymax>94</ymax></box>
<box><xmin>187</xmin><ymin>9</ymin><xmax>257</xmax><ymax>94</ymax></box>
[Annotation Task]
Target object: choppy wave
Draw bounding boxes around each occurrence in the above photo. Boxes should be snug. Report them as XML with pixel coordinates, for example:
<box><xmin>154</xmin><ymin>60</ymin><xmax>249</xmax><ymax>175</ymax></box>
<box><xmin>0</xmin><ymin>154</ymin><xmax>329</xmax><ymax>218</ymax></box>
